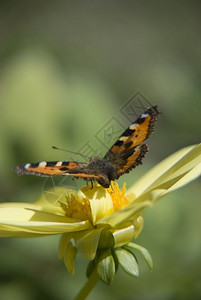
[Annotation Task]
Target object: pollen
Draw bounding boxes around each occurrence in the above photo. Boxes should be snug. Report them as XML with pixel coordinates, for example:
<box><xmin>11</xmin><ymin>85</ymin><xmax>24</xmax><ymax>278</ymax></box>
<box><xmin>60</xmin><ymin>193</ymin><xmax>92</xmax><ymax>222</ymax></box>
<box><xmin>108</xmin><ymin>182</ymin><xmax>130</xmax><ymax>211</ymax></box>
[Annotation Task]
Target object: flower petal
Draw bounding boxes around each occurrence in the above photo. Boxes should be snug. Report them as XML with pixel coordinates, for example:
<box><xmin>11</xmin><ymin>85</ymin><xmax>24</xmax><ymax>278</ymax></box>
<box><xmin>74</xmin><ymin>228</ymin><xmax>103</xmax><ymax>260</ymax></box>
<box><xmin>0</xmin><ymin>204</ymin><xmax>91</xmax><ymax>236</ymax></box>
<box><xmin>111</xmin><ymin>224</ymin><xmax>135</xmax><ymax>247</ymax></box>
<box><xmin>128</xmin><ymin>143</ymin><xmax>201</xmax><ymax>198</ymax></box>
<box><xmin>34</xmin><ymin>187</ymin><xmax>69</xmax><ymax>214</ymax></box>
<box><xmin>64</xmin><ymin>243</ymin><xmax>78</xmax><ymax>275</ymax></box>
<box><xmin>81</xmin><ymin>184</ymin><xmax>114</xmax><ymax>224</ymax></box>
<box><xmin>58</xmin><ymin>233</ymin><xmax>74</xmax><ymax>259</ymax></box>
<box><xmin>133</xmin><ymin>216</ymin><xmax>144</xmax><ymax>238</ymax></box>
<box><xmin>0</xmin><ymin>226</ymin><xmax>45</xmax><ymax>237</ymax></box>
<box><xmin>96</xmin><ymin>200</ymin><xmax>152</xmax><ymax>227</ymax></box>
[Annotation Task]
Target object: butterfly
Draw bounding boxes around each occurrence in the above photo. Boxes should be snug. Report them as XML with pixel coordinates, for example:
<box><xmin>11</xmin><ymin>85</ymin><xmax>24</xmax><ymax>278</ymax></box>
<box><xmin>14</xmin><ymin>106</ymin><xmax>160</xmax><ymax>188</ymax></box>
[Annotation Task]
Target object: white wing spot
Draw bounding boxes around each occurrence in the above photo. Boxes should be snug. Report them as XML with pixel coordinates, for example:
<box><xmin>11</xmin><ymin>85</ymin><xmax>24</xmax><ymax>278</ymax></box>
<box><xmin>129</xmin><ymin>123</ymin><xmax>138</xmax><ymax>130</ymax></box>
<box><xmin>25</xmin><ymin>163</ymin><xmax>31</xmax><ymax>169</ymax></box>
<box><xmin>119</xmin><ymin>136</ymin><xmax>128</xmax><ymax>141</ymax></box>
<box><xmin>39</xmin><ymin>161</ymin><xmax>47</xmax><ymax>167</ymax></box>
<box><xmin>56</xmin><ymin>161</ymin><xmax>63</xmax><ymax>166</ymax></box>
<box><xmin>141</xmin><ymin>113</ymin><xmax>148</xmax><ymax>118</ymax></box>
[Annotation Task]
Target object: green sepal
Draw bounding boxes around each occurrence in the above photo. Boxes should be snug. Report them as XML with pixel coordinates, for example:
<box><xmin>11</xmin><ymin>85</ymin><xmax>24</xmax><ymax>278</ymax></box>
<box><xmin>112</xmin><ymin>249</ymin><xmax>119</xmax><ymax>273</ymax></box>
<box><xmin>98</xmin><ymin>228</ymin><xmax>114</xmax><ymax>249</ymax></box>
<box><xmin>96</xmin><ymin>249</ymin><xmax>115</xmax><ymax>285</ymax></box>
<box><xmin>125</xmin><ymin>242</ymin><xmax>153</xmax><ymax>271</ymax></box>
<box><xmin>114</xmin><ymin>247</ymin><xmax>139</xmax><ymax>277</ymax></box>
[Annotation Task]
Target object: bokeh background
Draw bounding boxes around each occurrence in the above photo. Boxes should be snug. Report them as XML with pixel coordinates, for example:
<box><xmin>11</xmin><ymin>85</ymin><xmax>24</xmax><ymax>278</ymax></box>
<box><xmin>0</xmin><ymin>1</ymin><xmax>201</xmax><ymax>299</ymax></box>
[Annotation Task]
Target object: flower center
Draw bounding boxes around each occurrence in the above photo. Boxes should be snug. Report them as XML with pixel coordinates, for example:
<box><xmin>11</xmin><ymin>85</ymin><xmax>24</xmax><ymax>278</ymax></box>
<box><xmin>60</xmin><ymin>182</ymin><xmax>130</xmax><ymax>222</ymax></box>
<box><xmin>108</xmin><ymin>182</ymin><xmax>130</xmax><ymax>211</ymax></box>
<box><xmin>60</xmin><ymin>192</ymin><xmax>92</xmax><ymax>221</ymax></box>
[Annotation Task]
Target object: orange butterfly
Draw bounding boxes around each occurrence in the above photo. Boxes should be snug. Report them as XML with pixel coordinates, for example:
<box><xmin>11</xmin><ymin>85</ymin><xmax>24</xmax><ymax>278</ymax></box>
<box><xmin>14</xmin><ymin>106</ymin><xmax>160</xmax><ymax>188</ymax></box>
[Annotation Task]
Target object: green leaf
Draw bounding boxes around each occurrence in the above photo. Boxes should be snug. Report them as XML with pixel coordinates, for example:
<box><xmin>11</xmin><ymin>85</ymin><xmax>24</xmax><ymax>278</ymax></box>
<box><xmin>96</xmin><ymin>249</ymin><xmax>115</xmax><ymax>285</ymax></box>
<box><xmin>114</xmin><ymin>248</ymin><xmax>139</xmax><ymax>277</ymax></box>
<box><xmin>125</xmin><ymin>242</ymin><xmax>153</xmax><ymax>271</ymax></box>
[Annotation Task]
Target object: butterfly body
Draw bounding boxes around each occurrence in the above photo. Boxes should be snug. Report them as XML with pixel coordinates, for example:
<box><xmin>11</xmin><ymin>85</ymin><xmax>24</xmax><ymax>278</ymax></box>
<box><xmin>14</xmin><ymin>106</ymin><xmax>160</xmax><ymax>188</ymax></box>
<box><xmin>83</xmin><ymin>157</ymin><xmax>118</xmax><ymax>188</ymax></box>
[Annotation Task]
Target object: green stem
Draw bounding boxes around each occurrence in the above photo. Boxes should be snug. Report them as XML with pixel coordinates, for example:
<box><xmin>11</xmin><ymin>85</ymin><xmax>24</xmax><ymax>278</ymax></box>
<box><xmin>74</xmin><ymin>270</ymin><xmax>99</xmax><ymax>300</ymax></box>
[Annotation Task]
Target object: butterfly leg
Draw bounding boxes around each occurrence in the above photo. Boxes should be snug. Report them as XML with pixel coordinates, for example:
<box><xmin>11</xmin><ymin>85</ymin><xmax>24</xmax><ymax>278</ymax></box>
<box><xmin>110</xmin><ymin>183</ymin><xmax>114</xmax><ymax>192</ymax></box>
<box><xmin>90</xmin><ymin>180</ymin><xmax>93</xmax><ymax>189</ymax></box>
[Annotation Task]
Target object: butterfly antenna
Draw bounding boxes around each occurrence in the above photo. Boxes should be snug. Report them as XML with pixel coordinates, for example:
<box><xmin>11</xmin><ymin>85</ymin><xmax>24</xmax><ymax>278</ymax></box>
<box><xmin>52</xmin><ymin>146</ymin><xmax>90</xmax><ymax>160</ymax></box>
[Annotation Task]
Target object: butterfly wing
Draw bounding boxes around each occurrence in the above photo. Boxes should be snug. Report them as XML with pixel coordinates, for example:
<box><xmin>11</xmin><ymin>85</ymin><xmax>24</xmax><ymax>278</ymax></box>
<box><xmin>14</xmin><ymin>161</ymin><xmax>105</xmax><ymax>182</ymax></box>
<box><xmin>104</xmin><ymin>106</ymin><xmax>160</xmax><ymax>178</ymax></box>
<box><xmin>14</xmin><ymin>106</ymin><xmax>160</xmax><ymax>186</ymax></box>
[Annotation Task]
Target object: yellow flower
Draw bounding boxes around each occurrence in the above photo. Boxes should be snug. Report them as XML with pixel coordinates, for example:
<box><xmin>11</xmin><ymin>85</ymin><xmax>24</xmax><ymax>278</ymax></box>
<box><xmin>0</xmin><ymin>143</ymin><xmax>201</xmax><ymax>297</ymax></box>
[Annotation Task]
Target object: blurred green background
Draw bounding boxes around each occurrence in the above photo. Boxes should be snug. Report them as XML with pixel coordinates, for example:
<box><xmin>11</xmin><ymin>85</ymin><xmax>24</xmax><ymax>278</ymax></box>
<box><xmin>0</xmin><ymin>1</ymin><xmax>201</xmax><ymax>299</ymax></box>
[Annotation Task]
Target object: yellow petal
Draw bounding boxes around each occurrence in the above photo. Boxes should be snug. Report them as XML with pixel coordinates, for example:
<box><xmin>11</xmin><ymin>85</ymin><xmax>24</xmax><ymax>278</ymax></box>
<box><xmin>97</xmin><ymin>200</ymin><xmax>152</xmax><ymax>227</ymax></box>
<box><xmin>128</xmin><ymin>144</ymin><xmax>201</xmax><ymax>198</ymax></box>
<box><xmin>34</xmin><ymin>187</ymin><xmax>73</xmax><ymax>215</ymax></box>
<box><xmin>58</xmin><ymin>233</ymin><xmax>78</xmax><ymax>274</ymax></box>
<box><xmin>74</xmin><ymin>228</ymin><xmax>103</xmax><ymax>260</ymax></box>
<box><xmin>81</xmin><ymin>184</ymin><xmax>114</xmax><ymax>224</ymax></box>
<box><xmin>0</xmin><ymin>226</ymin><xmax>45</xmax><ymax>237</ymax></box>
<box><xmin>58</xmin><ymin>233</ymin><xmax>74</xmax><ymax>259</ymax></box>
<box><xmin>160</xmin><ymin>162</ymin><xmax>201</xmax><ymax>193</ymax></box>
<box><xmin>111</xmin><ymin>224</ymin><xmax>135</xmax><ymax>247</ymax></box>
<box><xmin>134</xmin><ymin>162</ymin><xmax>201</xmax><ymax>204</ymax></box>
<box><xmin>64</xmin><ymin>243</ymin><xmax>78</xmax><ymax>275</ymax></box>
<box><xmin>0</xmin><ymin>204</ymin><xmax>91</xmax><ymax>236</ymax></box>
<box><xmin>133</xmin><ymin>216</ymin><xmax>144</xmax><ymax>238</ymax></box>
